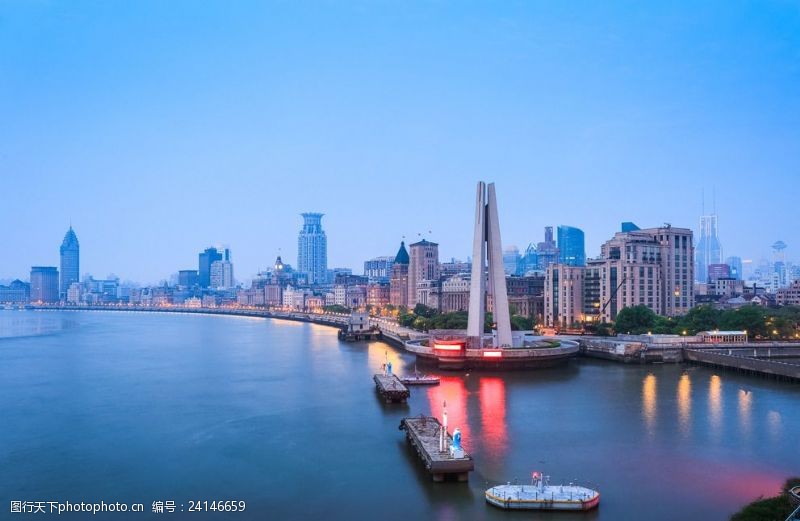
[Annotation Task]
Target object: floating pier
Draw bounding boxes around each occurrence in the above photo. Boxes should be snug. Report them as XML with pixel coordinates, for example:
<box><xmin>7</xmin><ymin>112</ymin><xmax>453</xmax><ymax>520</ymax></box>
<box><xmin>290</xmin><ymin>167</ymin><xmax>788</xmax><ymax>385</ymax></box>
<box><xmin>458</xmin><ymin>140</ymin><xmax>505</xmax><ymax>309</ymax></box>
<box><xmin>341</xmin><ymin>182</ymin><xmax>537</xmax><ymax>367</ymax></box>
<box><xmin>373</xmin><ymin>374</ymin><xmax>410</xmax><ymax>403</ymax></box>
<box><xmin>398</xmin><ymin>416</ymin><xmax>474</xmax><ymax>482</ymax></box>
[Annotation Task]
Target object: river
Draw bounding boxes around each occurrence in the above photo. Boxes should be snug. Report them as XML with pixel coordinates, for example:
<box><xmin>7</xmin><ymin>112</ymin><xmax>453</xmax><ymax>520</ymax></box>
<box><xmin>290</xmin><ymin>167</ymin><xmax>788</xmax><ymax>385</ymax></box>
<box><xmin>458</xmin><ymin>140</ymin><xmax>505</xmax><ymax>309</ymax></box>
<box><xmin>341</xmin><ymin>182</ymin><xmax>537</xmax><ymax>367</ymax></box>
<box><xmin>0</xmin><ymin>310</ymin><xmax>797</xmax><ymax>520</ymax></box>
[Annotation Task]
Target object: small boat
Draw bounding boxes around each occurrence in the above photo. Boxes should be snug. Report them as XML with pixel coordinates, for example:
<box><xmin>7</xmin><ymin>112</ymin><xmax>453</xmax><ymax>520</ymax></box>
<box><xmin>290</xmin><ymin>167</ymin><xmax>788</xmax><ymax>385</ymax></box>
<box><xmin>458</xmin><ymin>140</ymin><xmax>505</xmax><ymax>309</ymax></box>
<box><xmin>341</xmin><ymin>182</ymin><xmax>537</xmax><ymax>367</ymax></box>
<box><xmin>485</xmin><ymin>472</ymin><xmax>599</xmax><ymax>511</ymax></box>
<box><xmin>400</xmin><ymin>365</ymin><xmax>440</xmax><ymax>386</ymax></box>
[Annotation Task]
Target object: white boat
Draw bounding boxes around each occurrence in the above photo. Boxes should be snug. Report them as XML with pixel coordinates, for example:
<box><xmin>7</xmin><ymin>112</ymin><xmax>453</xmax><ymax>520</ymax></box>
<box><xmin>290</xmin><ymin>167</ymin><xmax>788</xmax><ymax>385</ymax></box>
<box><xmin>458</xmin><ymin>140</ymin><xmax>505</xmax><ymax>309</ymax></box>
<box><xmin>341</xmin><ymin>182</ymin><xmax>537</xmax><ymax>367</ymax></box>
<box><xmin>400</xmin><ymin>365</ymin><xmax>440</xmax><ymax>386</ymax></box>
<box><xmin>485</xmin><ymin>472</ymin><xmax>599</xmax><ymax>511</ymax></box>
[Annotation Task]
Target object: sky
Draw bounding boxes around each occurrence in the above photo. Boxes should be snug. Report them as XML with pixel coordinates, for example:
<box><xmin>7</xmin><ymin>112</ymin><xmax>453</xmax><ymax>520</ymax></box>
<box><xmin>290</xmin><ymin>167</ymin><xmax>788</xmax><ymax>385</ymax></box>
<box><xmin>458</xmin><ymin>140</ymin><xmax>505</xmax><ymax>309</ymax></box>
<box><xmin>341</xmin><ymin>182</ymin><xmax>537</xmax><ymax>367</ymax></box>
<box><xmin>1</xmin><ymin>1</ymin><xmax>799</xmax><ymax>284</ymax></box>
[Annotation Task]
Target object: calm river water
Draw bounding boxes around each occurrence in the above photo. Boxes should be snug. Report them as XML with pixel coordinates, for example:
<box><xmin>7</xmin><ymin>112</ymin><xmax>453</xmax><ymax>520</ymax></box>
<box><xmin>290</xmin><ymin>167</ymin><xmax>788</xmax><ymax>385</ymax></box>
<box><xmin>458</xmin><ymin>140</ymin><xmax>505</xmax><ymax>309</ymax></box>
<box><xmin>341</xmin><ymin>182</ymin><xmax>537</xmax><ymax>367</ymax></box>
<box><xmin>0</xmin><ymin>310</ymin><xmax>798</xmax><ymax>520</ymax></box>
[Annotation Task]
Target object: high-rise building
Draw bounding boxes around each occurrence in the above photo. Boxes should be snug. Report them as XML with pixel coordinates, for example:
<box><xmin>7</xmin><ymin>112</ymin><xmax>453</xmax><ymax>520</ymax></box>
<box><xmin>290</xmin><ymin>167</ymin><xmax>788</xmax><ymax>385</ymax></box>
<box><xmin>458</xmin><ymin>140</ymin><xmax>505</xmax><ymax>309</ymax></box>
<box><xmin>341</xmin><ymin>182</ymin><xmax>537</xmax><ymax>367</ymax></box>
<box><xmin>198</xmin><ymin>247</ymin><xmax>222</xmax><ymax>288</ymax></box>
<box><xmin>708</xmin><ymin>264</ymin><xmax>731</xmax><ymax>282</ymax></box>
<box><xmin>557</xmin><ymin>225</ymin><xmax>585</xmax><ymax>267</ymax></box>
<box><xmin>210</xmin><ymin>260</ymin><xmax>234</xmax><ymax>289</ymax></box>
<box><xmin>30</xmin><ymin>266</ymin><xmax>59</xmax><ymax>303</ymax></box>
<box><xmin>502</xmin><ymin>246</ymin><xmax>520</xmax><ymax>275</ymax></box>
<box><xmin>544</xmin><ymin>225</ymin><xmax>694</xmax><ymax>327</ymax></box>
<box><xmin>536</xmin><ymin>226</ymin><xmax>559</xmax><ymax>270</ymax></box>
<box><xmin>0</xmin><ymin>280</ymin><xmax>31</xmax><ymax>304</ymax></box>
<box><xmin>178</xmin><ymin>270</ymin><xmax>199</xmax><ymax>287</ymax></box>
<box><xmin>518</xmin><ymin>243</ymin><xmax>539</xmax><ymax>275</ymax></box>
<box><xmin>389</xmin><ymin>241</ymin><xmax>410</xmax><ymax>307</ymax></box>
<box><xmin>407</xmin><ymin>239</ymin><xmax>439</xmax><ymax>308</ymax></box>
<box><xmin>59</xmin><ymin>226</ymin><xmax>79</xmax><ymax>300</ymax></box>
<box><xmin>363</xmin><ymin>256</ymin><xmax>394</xmax><ymax>283</ymax></box>
<box><xmin>297</xmin><ymin>213</ymin><xmax>328</xmax><ymax>285</ymax></box>
<box><xmin>726</xmin><ymin>256</ymin><xmax>743</xmax><ymax>280</ymax></box>
<box><xmin>696</xmin><ymin>214</ymin><xmax>723</xmax><ymax>283</ymax></box>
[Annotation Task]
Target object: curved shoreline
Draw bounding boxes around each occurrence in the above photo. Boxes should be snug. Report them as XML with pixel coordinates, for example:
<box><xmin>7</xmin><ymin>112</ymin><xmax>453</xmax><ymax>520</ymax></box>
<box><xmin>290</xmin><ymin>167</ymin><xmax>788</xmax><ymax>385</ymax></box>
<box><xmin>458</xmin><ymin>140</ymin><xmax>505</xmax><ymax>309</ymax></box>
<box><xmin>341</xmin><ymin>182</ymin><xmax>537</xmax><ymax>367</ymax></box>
<box><xmin>26</xmin><ymin>304</ymin><xmax>351</xmax><ymax>331</ymax></box>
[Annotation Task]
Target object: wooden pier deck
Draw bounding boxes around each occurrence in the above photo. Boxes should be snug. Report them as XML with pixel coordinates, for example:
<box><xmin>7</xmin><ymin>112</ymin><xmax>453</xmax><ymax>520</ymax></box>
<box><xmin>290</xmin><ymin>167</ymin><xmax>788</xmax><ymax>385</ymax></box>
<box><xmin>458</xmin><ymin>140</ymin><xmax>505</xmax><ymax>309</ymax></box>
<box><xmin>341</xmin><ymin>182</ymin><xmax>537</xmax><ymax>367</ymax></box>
<box><xmin>373</xmin><ymin>374</ymin><xmax>410</xmax><ymax>403</ymax></box>
<box><xmin>399</xmin><ymin>416</ymin><xmax>474</xmax><ymax>482</ymax></box>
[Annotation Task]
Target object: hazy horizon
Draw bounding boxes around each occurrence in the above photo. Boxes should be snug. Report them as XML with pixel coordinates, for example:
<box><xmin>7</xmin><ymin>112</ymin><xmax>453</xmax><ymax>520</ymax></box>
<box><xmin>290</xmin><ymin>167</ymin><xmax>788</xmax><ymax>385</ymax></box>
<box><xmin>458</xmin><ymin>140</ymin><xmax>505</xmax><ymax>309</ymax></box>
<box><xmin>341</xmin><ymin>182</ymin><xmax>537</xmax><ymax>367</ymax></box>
<box><xmin>2</xmin><ymin>2</ymin><xmax>798</xmax><ymax>283</ymax></box>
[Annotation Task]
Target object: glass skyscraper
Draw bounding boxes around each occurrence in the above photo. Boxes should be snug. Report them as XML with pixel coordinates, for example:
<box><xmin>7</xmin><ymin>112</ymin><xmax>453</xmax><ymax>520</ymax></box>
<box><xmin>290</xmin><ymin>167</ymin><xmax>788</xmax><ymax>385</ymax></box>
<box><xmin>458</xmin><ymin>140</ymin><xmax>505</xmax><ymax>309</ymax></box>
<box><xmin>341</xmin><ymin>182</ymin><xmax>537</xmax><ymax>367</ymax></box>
<box><xmin>198</xmin><ymin>247</ymin><xmax>222</xmax><ymax>288</ymax></box>
<box><xmin>297</xmin><ymin>213</ymin><xmax>328</xmax><ymax>285</ymax></box>
<box><xmin>557</xmin><ymin>225</ymin><xmax>585</xmax><ymax>267</ymax></box>
<box><xmin>59</xmin><ymin>226</ymin><xmax>80</xmax><ymax>299</ymax></box>
<box><xmin>696</xmin><ymin>214</ymin><xmax>723</xmax><ymax>282</ymax></box>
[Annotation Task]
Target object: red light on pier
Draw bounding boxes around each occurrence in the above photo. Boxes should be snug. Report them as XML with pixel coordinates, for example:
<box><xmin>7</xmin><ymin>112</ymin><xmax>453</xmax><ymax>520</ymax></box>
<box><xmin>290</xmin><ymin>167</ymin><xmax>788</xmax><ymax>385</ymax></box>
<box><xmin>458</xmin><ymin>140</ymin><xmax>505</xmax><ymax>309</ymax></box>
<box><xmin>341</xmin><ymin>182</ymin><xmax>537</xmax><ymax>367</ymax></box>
<box><xmin>433</xmin><ymin>341</ymin><xmax>465</xmax><ymax>351</ymax></box>
<box><xmin>482</xmin><ymin>350</ymin><xmax>503</xmax><ymax>358</ymax></box>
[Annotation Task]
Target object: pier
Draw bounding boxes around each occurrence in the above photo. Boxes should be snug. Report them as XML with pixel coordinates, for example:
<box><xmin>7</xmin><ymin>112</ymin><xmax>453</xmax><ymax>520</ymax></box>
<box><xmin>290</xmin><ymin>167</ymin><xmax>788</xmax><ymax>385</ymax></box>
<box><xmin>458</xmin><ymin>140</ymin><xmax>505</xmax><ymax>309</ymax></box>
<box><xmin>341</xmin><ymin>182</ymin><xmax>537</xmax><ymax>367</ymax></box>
<box><xmin>399</xmin><ymin>416</ymin><xmax>474</xmax><ymax>482</ymax></box>
<box><xmin>373</xmin><ymin>374</ymin><xmax>410</xmax><ymax>403</ymax></box>
<box><xmin>684</xmin><ymin>348</ymin><xmax>800</xmax><ymax>382</ymax></box>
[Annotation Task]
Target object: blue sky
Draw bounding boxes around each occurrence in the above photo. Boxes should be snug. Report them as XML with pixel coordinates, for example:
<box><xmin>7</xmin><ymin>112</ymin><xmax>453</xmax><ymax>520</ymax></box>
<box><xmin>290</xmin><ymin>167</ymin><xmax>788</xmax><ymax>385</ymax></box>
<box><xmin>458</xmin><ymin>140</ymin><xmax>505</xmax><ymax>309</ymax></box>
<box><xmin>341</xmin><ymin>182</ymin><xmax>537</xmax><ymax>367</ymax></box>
<box><xmin>1</xmin><ymin>1</ymin><xmax>799</xmax><ymax>284</ymax></box>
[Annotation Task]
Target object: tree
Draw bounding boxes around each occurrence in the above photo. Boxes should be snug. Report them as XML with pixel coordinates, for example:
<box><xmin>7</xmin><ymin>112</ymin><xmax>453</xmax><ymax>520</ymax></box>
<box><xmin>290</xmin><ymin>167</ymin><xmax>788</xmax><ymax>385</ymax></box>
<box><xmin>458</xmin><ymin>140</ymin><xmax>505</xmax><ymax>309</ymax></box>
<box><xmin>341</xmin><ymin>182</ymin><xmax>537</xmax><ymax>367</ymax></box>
<box><xmin>413</xmin><ymin>303</ymin><xmax>437</xmax><ymax>318</ymax></box>
<box><xmin>614</xmin><ymin>305</ymin><xmax>656</xmax><ymax>334</ymax></box>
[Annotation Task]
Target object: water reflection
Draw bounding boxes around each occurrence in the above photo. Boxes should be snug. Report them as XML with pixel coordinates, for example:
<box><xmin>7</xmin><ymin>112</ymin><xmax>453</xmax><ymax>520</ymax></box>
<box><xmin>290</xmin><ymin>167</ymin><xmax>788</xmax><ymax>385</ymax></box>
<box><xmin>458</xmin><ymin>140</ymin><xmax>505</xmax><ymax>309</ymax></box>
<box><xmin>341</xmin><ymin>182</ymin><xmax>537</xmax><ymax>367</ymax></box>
<box><xmin>677</xmin><ymin>372</ymin><xmax>691</xmax><ymax>438</ymax></box>
<box><xmin>428</xmin><ymin>377</ymin><xmax>471</xmax><ymax>449</ymax></box>
<box><xmin>478</xmin><ymin>377</ymin><xmax>508</xmax><ymax>460</ymax></box>
<box><xmin>767</xmin><ymin>410</ymin><xmax>783</xmax><ymax>442</ymax></box>
<box><xmin>642</xmin><ymin>373</ymin><xmax>657</xmax><ymax>436</ymax></box>
<box><xmin>737</xmin><ymin>389</ymin><xmax>752</xmax><ymax>439</ymax></box>
<box><xmin>708</xmin><ymin>375</ymin><xmax>723</xmax><ymax>439</ymax></box>
<box><xmin>366</xmin><ymin>344</ymin><xmax>404</xmax><ymax>375</ymax></box>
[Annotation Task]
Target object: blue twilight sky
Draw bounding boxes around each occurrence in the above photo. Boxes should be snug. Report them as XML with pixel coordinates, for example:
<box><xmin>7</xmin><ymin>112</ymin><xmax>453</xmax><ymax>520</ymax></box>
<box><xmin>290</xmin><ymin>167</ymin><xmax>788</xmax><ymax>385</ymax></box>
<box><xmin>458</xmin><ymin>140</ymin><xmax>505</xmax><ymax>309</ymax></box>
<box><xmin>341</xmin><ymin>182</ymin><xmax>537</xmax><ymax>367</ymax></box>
<box><xmin>1</xmin><ymin>1</ymin><xmax>799</xmax><ymax>284</ymax></box>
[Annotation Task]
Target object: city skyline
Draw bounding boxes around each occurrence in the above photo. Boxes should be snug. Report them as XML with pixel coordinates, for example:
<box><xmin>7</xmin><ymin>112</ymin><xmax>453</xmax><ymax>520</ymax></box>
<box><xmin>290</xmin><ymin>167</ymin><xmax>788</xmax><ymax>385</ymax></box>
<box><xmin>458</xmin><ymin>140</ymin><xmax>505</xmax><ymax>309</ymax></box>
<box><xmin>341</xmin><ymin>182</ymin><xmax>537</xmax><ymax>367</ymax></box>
<box><xmin>2</xmin><ymin>2</ymin><xmax>799</xmax><ymax>283</ymax></box>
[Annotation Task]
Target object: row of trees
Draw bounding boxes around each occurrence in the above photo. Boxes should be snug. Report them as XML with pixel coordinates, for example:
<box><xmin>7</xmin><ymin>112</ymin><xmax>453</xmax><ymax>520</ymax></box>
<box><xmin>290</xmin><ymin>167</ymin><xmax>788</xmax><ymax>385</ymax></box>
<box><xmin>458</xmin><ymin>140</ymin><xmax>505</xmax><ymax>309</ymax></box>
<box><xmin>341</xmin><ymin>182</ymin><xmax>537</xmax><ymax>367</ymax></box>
<box><xmin>611</xmin><ymin>304</ymin><xmax>800</xmax><ymax>339</ymax></box>
<box><xmin>397</xmin><ymin>304</ymin><xmax>535</xmax><ymax>333</ymax></box>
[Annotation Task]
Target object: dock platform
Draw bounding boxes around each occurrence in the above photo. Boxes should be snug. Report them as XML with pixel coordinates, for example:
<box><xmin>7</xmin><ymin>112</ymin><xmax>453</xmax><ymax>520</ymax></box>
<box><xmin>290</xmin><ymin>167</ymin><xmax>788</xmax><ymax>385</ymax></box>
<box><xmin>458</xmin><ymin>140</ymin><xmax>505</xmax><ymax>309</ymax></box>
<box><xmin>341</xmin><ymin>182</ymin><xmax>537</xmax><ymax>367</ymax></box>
<box><xmin>399</xmin><ymin>416</ymin><xmax>474</xmax><ymax>482</ymax></box>
<box><xmin>373</xmin><ymin>374</ymin><xmax>410</xmax><ymax>403</ymax></box>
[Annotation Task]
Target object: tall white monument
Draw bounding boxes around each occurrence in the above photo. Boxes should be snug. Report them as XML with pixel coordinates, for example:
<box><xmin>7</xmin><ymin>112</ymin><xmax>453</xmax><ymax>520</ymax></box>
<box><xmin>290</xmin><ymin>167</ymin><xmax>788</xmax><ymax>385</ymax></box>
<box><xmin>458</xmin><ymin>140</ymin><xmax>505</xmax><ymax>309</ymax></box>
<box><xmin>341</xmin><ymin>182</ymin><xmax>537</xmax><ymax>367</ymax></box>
<box><xmin>467</xmin><ymin>182</ymin><xmax>513</xmax><ymax>348</ymax></box>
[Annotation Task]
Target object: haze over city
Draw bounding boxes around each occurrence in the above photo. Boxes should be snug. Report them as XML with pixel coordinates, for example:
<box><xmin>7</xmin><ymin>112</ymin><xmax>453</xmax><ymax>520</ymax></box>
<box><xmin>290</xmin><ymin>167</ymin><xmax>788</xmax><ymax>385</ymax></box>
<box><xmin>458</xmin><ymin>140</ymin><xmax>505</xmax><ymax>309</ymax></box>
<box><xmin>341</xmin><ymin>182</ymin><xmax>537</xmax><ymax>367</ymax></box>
<box><xmin>2</xmin><ymin>1</ymin><xmax>799</xmax><ymax>283</ymax></box>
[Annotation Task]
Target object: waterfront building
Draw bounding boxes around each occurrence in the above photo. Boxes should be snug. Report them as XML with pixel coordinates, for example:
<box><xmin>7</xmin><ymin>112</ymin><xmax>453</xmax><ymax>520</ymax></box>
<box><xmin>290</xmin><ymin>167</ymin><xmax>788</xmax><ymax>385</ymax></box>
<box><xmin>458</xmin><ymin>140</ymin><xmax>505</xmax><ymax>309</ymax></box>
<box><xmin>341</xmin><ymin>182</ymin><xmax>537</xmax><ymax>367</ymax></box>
<box><xmin>184</xmin><ymin>297</ymin><xmax>202</xmax><ymax>308</ymax></box>
<box><xmin>66</xmin><ymin>282</ymin><xmax>81</xmax><ymax>304</ymax></box>
<box><xmin>198</xmin><ymin>247</ymin><xmax>222</xmax><ymax>288</ymax></box>
<box><xmin>544</xmin><ymin>225</ymin><xmax>694</xmax><ymax>326</ymax></box>
<box><xmin>264</xmin><ymin>284</ymin><xmax>282</xmax><ymax>306</ymax></box>
<box><xmin>439</xmin><ymin>275</ymin><xmax>471</xmax><ymax>313</ymax></box>
<box><xmin>306</xmin><ymin>296</ymin><xmax>325</xmax><ymax>311</ymax></box>
<box><xmin>544</xmin><ymin>264</ymin><xmax>585</xmax><ymax>329</ymax></box>
<box><xmin>505</xmin><ymin>274</ymin><xmax>545</xmax><ymax>321</ymax></box>
<box><xmin>536</xmin><ymin>226</ymin><xmax>559</xmax><ymax>270</ymax></box>
<box><xmin>503</xmin><ymin>246</ymin><xmax>520</xmax><ymax>276</ymax></box>
<box><xmin>557</xmin><ymin>225</ymin><xmax>585</xmax><ymax>267</ymax></box>
<box><xmin>210</xmin><ymin>260</ymin><xmax>234</xmax><ymax>289</ymax></box>
<box><xmin>367</xmin><ymin>283</ymin><xmax>390</xmax><ymax>309</ymax></box>
<box><xmin>0</xmin><ymin>280</ymin><xmax>30</xmax><ymax>304</ymax></box>
<box><xmin>407</xmin><ymin>239</ymin><xmax>439</xmax><ymax>308</ymax></box>
<box><xmin>712</xmin><ymin>278</ymin><xmax>745</xmax><ymax>298</ymax></box>
<box><xmin>363</xmin><ymin>256</ymin><xmax>394</xmax><ymax>283</ymax></box>
<box><xmin>297</xmin><ymin>213</ymin><xmax>328</xmax><ymax>285</ymax></box>
<box><xmin>389</xmin><ymin>241</ymin><xmax>410</xmax><ymax>308</ymax></box>
<box><xmin>726</xmin><ymin>256</ymin><xmax>743</xmax><ymax>280</ymax></box>
<box><xmin>415</xmin><ymin>279</ymin><xmax>440</xmax><ymax>310</ymax></box>
<box><xmin>696</xmin><ymin>213</ymin><xmax>723</xmax><ymax>283</ymax></box>
<box><xmin>178</xmin><ymin>270</ymin><xmax>199</xmax><ymax>287</ymax></box>
<box><xmin>333</xmin><ymin>284</ymin><xmax>347</xmax><ymax>306</ymax></box>
<box><xmin>59</xmin><ymin>226</ymin><xmax>80</xmax><ymax>300</ymax></box>
<box><xmin>334</xmin><ymin>273</ymin><xmax>369</xmax><ymax>286</ymax></box>
<box><xmin>30</xmin><ymin>266</ymin><xmax>59</xmax><ymax>303</ymax></box>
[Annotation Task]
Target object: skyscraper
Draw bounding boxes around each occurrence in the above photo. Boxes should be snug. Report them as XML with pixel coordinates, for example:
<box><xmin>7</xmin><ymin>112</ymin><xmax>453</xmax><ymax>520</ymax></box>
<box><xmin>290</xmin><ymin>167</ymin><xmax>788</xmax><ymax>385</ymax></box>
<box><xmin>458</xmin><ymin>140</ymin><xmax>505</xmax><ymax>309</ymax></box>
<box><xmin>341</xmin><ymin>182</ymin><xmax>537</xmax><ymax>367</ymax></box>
<box><xmin>502</xmin><ymin>246</ymin><xmax>520</xmax><ymax>275</ymax></box>
<box><xmin>198</xmin><ymin>247</ymin><xmax>222</xmax><ymax>288</ymax></box>
<box><xmin>407</xmin><ymin>239</ymin><xmax>439</xmax><ymax>308</ymax></box>
<box><xmin>297</xmin><ymin>213</ymin><xmax>328</xmax><ymax>285</ymax></box>
<box><xmin>726</xmin><ymin>256</ymin><xmax>743</xmax><ymax>280</ymax></box>
<box><xmin>210</xmin><ymin>259</ymin><xmax>234</xmax><ymax>289</ymax></box>
<box><xmin>389</xmin><ymin>241</ymin><xmax>410</xmax><ymax>307</ymax></box>
<box><xmin>557</xmin><ymin>225</ymin><xmax>585</xmax><ymax>267</ymax></box>
<box><xmin>536</xmin><ymin>226</ymin><xmax>559</xmax><ymax>270</ymax></box>
<box><xmin>30</xmin><ymin>266</ymin><xmax>59</xmax><ymax>303</ymax></box>
<box><xmin>696</xmin><ymin>214</ymin><xmax>723</xmax><ymax>283</ymax></box>
<box><xmin>59</xmin><ymin>226</ymin><xmax>79</xmax><ymax>300</ymax></box>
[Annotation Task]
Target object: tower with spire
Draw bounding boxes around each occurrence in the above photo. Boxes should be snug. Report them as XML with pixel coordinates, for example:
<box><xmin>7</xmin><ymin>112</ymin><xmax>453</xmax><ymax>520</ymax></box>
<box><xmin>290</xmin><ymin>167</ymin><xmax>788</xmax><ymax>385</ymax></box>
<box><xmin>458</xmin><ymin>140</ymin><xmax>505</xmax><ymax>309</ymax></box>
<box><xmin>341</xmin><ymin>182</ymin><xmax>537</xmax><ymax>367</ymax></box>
<box><xmin>59</xmin><ymin>225</ymin><xmax>80</xmax><ymax>300</ymax></box>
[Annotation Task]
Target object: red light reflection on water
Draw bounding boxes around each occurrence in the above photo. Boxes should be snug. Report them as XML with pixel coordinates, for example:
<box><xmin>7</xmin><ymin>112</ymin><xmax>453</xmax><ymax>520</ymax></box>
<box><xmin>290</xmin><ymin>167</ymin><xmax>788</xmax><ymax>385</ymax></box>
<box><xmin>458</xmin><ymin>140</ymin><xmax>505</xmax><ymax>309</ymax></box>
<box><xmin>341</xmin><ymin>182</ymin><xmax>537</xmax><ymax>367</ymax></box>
<box><xmin>427</xmin><ymin>376</ymin><xmax>470</xmax><ymax>450</ymax></box>
<box><xmin>479</xmin><ymin>377</ymin><xmax>507</xmax><ymax>458</ymax></box>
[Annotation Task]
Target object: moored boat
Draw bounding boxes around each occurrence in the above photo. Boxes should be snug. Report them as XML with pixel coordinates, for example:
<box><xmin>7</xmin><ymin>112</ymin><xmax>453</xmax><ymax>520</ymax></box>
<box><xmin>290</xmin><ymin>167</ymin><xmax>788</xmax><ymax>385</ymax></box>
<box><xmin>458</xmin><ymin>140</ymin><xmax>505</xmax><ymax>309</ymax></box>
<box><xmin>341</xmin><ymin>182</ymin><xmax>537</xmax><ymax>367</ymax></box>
<box><xmin>485</xmin><ymin>472</ymin><xmax>599</xmax><ymax>511</ymax></box>
<box><xmin>400</xmin><ymin>365</ymin><xmax>440</xmax><ymax>385</ymax></box>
